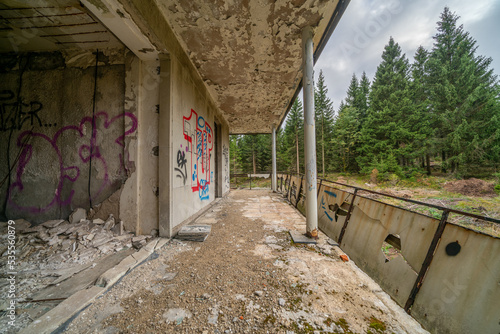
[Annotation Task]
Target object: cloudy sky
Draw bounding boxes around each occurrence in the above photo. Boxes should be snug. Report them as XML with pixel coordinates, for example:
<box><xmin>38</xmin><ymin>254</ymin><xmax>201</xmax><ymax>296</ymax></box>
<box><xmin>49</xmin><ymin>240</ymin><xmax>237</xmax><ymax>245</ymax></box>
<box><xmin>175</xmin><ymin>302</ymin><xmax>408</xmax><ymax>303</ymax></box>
<box><xmin>315</xmin><ymin>0</ymin><xmax>500</xmax><ymax>111</ymax></box>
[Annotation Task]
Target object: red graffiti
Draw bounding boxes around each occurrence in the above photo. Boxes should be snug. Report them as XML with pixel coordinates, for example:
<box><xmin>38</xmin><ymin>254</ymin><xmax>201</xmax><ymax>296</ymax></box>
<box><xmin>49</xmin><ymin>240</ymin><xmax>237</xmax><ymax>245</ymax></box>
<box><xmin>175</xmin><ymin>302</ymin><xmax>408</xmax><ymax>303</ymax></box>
<box><xmin>182</xmin><ymin>109</ymin><xmax>212</xmax><ymax>200</ymax></box>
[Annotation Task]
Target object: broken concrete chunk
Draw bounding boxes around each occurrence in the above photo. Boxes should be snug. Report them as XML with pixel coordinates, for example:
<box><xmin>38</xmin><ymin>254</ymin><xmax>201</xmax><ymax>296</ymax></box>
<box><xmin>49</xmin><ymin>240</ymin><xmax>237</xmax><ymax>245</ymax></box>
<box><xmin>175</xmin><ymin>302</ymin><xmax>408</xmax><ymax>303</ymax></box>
<box><xmin>48</xmin><ymin>221</ymin><xmax>71</xmax><ymax>236</ymax></box>
<box><xmin>48</xmin><ymin>235</ymin><xmax>61</xmax><ymax>246</ymax></box>
<box><xmin>104</xmin><ymin>215</ymin><xmax>115</xmax><ymax>231</ymax></box>
<box><xmin>131</xmin><ymin>235</ymin><xmax>147</xmax><ymax>243</ymax></box>
<box><xmin>14</xmin><ymin>219</ymin><xmax>32</xmax><ymax>232</ymax></box>
<box><xmin>22</xmin><ymin>224</ymin><xmax>46</xmax><ymax>234</ymax></box>
<box><xmin>112</xmin><ymin>221</ymin><xmax>123</xmax><ymax>236</ymax></box>
<box><xmin>132</xmin><ymin>240</ymin><xmax>147</xmax><ymax>250</ymax></box>
<box><xmin>42</xmin><ymin>219</ymin><xmax>65</xmax><ymax>228</ymax></box>
<box><xmin>69</xmin><ymin>208</ymin><xmax>87</xmax><ymax>224</ymax></box>
<box><xmin>92</xmin><ymin>218</ymin><xmax>105</xmax><ymax>225</ymax></box>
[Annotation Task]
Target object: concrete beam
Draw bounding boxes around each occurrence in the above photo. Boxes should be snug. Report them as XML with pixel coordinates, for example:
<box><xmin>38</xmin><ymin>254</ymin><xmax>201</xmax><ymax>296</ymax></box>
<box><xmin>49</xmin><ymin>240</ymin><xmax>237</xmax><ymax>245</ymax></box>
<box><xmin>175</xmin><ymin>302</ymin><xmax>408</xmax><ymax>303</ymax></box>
<box><xmin>302</xmin><ymin>27</ymin><xmax>318</xmax><ymax>239</ymax></box>
<box><xmin>81</xmin><ymin>0</ymin><xmax>158</xmax><ymax>61</ymax></box>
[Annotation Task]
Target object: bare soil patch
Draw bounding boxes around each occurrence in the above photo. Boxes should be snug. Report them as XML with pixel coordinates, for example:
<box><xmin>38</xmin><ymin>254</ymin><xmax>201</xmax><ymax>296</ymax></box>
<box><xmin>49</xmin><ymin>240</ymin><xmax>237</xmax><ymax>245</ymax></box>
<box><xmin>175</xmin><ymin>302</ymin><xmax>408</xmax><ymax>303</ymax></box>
<box><xmin>443</xmin><ymin>178</ymin><xmax>497</xmax><ymax>197</ymax></box>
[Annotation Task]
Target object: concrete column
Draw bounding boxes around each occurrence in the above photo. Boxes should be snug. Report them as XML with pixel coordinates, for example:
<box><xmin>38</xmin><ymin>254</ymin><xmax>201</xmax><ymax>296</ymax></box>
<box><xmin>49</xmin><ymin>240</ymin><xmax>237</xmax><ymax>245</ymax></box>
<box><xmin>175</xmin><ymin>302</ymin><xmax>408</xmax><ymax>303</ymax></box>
<box><xmin>302</xmin><ymin>27</ymin><xmax>318</xmax><ymax>238</ymax></box>
<box><xmin>158</xmin><ymin>55</ymin><xmax>173</xmax><ymax>237</ymax></box>
<box><xmin>272</xmin><ymin>125</ymin><xmax>277</xmax><ymax>192</ymax></box>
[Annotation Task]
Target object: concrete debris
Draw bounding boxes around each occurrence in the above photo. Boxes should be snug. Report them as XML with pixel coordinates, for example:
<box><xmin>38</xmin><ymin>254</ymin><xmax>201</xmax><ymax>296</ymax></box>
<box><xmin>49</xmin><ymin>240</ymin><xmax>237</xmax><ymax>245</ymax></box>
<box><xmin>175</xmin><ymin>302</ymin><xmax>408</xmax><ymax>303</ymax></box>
<box><xmin>163</xmin><ymin>308</ymin><xmax>192</xmax><ymax>325</ymax></box>
<box><xmin>0</xmin><ymin>216</ymin><xmax>136</xmax><ymax>308</ymax></box>
<box><xmin>93</xmin><ymin>218</ymin><xmax>105</xmax><ymax>225</ymax></box>
<box><xmin>103</xmin><ymin>215</ymin><xmax>115</xmax><ymax>231</ymax></box>
<box><xmin>112</xmin><ymin>221</ymin><xmax>124</xmax><ymax>236</ymax></box>
<box><xmin>69</xmin><ymin>208</ymin><xmax>87</xmax><ymax>224</ymax></box>
<box><xmin>176</xmin><ymin>225</ymin><xmax>211</xmax><ymax>242</ymax></box>
<box><xmin>42</xmin><ymin>219</ymin><xmax>65</xmax><ymax>228</ymax></box>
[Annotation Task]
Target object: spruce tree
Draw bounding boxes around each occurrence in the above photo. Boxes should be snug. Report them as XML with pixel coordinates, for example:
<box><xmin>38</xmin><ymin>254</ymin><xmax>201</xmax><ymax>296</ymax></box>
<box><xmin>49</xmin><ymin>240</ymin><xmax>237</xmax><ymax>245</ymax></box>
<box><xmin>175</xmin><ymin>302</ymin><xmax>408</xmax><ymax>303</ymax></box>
<box><xmin>284</xmin><ymin>99</ymin><xmax>304</xmax><ymax>173</ymax></box>
<box><xmin>357</xmin><ymin>36</ymin><xmax>414</xmax><ymax>171</ymax></box>
<box><xmin>427</xmin><ymin>7</ymin><xmax>500</xmax><ymax>173</ymax></box>
<box><xmin>314</xmin><ymin>70</ymin><xmax>335</xmax><ymax>177</ymax></box>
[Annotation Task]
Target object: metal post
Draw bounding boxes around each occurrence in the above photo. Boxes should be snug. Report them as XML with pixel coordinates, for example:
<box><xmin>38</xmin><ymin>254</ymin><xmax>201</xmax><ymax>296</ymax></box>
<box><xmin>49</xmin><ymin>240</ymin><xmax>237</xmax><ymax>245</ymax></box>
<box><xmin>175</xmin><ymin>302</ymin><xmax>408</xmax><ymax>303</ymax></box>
<box><xmin>338</xmin><ymin>188</ymin><xmax>358</xmax><ymax>245</ymax></box>
<box><xmin>272</xmin><ymin>126</ymin><xmax>277</xmax><ymax>192</ymax></box>
<box><xmin>302</xmin><ymin>27</ymin><xmax>318</xmax><ymax>239</ymax></box>
<box><xmin>404</xmin><ymin>210</ymin><xmax>450</xmax><ymax>313</ymax></box>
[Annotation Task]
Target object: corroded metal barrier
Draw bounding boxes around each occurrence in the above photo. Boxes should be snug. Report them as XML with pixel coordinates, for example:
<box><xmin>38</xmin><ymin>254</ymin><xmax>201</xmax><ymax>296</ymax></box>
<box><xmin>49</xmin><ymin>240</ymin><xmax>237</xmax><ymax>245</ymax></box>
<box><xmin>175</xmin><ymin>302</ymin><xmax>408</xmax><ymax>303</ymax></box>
<box><xmin>277</xmin><ymin>173</ymin><xmax>500</xmax><ymax>334</ymax></box>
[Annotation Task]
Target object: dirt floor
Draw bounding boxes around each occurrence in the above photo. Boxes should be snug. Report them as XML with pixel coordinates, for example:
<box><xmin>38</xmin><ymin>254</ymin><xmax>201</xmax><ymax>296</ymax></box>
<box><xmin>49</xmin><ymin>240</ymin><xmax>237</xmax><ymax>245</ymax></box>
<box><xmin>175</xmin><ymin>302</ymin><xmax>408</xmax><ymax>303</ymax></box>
<box><xmin>61</xmin><ymin>190</ymin><xmax>427</xmax><ymax>334</ymax></box>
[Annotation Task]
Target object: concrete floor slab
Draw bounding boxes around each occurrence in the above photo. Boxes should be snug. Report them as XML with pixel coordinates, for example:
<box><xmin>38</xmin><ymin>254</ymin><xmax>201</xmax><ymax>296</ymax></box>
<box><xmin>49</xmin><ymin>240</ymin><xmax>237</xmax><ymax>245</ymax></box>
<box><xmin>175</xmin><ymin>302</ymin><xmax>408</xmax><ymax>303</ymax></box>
<box><xmin>60</xmin><ymin>190</ymin><xmax>429</xmax><ymax>334</ymax></box>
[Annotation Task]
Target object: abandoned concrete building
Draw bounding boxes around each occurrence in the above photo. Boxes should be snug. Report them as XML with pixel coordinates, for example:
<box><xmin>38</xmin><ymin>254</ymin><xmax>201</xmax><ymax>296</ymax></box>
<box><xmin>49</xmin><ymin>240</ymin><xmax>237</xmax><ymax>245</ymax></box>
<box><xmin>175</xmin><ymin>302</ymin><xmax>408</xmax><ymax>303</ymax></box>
<box><xmin>1</xmin><ymin>0</ymin><xmax>499</xmax><ymax>334</ymax></box>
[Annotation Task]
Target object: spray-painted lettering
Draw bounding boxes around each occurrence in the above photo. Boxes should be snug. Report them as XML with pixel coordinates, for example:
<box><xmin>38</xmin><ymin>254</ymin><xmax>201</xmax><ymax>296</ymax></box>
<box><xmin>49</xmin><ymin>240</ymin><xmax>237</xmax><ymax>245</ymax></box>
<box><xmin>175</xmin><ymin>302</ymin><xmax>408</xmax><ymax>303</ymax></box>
<box><xmin>182</xmin><ymin>109</ymin><xmax>212</xmax><ymax>200</ymax></box>
<box><xmin>7</xmin><ymin>111</ymin><xmax>138</xmax><ymax>214</ymax></box>
<box><xmin>0</xmin><ymin>90</ymin><xmax>47</xmax><ymax>132</ymax></box>
<box><xmin>175</xmin><ymin>146</ymin><xmax>188</xmax><ymax>185</ymax></box>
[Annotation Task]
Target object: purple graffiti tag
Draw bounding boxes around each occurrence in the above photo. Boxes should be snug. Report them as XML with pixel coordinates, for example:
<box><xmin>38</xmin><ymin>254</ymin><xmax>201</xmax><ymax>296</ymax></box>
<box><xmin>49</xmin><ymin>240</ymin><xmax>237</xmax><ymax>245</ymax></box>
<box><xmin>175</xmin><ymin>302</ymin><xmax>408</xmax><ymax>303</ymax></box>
<box><xmin>7</xmin><ymin>111</ymin><xmax>138</xmax><ymax>214</ymax></box>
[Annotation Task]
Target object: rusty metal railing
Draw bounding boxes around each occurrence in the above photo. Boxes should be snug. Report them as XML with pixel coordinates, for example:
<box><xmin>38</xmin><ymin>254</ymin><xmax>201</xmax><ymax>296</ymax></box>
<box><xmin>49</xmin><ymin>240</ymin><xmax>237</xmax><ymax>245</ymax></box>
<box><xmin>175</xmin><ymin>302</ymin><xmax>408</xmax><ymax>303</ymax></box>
<box><xmin>276</xmin><ymin>172</ymin><xmax>500</xmax><ymax>314</ymax></box>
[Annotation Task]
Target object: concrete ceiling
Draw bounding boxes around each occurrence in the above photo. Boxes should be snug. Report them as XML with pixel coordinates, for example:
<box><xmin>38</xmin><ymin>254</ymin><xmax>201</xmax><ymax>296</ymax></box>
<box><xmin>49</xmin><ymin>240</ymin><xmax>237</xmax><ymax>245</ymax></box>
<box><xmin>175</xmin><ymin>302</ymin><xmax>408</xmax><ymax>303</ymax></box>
<box><xmin>154</xmin><ymin>0</ymin><xmax>345</xmax><ymax>134</ymax></box>
<box><xmin>0</xmin><ymin>0</ymin><xmax>123</xmax><ymax>52</ymax></box>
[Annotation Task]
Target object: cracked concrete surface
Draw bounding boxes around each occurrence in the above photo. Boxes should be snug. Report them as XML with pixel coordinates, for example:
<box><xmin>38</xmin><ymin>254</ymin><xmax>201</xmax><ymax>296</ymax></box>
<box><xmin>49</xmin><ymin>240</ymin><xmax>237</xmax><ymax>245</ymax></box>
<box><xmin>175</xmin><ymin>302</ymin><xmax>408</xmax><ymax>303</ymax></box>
<box><xmin>154</xmin><ymin>0</ymin><xmax>339</xmax><ymax>134</ymax></box>
<box><xmin>62</xmin><ymin>190</ymin><xmax>428</xmax><ymax>333</ymax></box>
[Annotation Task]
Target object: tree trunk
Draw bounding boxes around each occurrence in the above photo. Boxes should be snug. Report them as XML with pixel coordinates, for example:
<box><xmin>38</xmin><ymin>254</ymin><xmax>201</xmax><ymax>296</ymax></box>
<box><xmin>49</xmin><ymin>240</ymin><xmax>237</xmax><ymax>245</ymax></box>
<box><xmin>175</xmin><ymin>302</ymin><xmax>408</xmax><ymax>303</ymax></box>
<box><xmin>252</xmin><ymin>150</ymin><xmax>256</xmax><ymax>174</ymax></box>
<box><xmin>321</xmin><ymin>115</ymin><xmax>325</xmax><ymax>178</ymax></box>
<box><xmin>426</xmin><ymin>154</ymin><xmax>431</xmax><ymax>176</ymax></box>
<box><xmin>441</xmin><ymin>151</ymin><xmax>447</xmax><ymax>173</ymax></box>
<box><xmin>296</xmin><ymin>132</ymin><xmax>299</xmax><ymax>174</ymax></box>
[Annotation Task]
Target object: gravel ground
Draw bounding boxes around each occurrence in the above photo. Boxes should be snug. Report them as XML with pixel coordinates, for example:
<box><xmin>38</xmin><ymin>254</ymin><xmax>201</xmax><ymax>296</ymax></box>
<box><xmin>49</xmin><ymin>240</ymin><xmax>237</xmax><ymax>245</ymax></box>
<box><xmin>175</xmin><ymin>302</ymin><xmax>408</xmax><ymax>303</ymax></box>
<box><xmin>63</xmin><ymin>190</ymin><xmax>428</xmax><ymax>334</ymax></box>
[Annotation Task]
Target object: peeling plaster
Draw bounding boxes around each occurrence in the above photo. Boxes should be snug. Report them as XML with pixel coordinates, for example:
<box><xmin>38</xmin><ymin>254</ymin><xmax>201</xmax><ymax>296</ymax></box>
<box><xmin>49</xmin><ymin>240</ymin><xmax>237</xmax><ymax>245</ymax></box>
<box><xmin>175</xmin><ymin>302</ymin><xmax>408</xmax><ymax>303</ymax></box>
<box><xmin>154</xmin><ymin>0</ymin><xmax>339</xmax><ymax>134</ymax></box>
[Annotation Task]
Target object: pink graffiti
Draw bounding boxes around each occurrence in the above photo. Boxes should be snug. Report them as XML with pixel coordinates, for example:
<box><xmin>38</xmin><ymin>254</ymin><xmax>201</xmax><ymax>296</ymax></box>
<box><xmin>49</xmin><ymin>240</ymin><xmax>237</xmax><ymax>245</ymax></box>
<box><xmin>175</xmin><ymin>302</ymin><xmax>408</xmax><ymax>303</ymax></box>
<box><xmin>182</xmin><ymin>109</ymin><xmax>212</xmax><ymax>200</ymax></box>
<box><xmin>8</xmin><ymin>111</ymin><xmax>138</xmax><ymax>214</ymax></box>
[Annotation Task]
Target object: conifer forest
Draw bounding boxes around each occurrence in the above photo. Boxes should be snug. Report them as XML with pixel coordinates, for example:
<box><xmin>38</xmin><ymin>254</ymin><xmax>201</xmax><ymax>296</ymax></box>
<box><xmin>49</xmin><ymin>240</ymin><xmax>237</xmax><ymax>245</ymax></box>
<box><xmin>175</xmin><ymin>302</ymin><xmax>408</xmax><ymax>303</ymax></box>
<box><xmin>230</xmin><ymin>7</ymin><xmax>500</xmax><ymax>182</ymax></box>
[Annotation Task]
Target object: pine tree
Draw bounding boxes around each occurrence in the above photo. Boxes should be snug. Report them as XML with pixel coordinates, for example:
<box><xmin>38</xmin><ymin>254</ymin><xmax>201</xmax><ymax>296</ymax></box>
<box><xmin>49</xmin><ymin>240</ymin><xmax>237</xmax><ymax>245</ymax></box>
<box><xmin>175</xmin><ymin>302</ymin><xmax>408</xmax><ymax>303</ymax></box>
<box><xmin>427</xmin><ymin>7</ymin><xmax>500</xmax><ymax>173</ymax></box>
<box><xmin>410</xmin><ymin>46</ymin><xmax>434</xmax><ymax>174</ymax></box>
<box><xmin>284</xmin><ymin>99</ymin><xmax>304</xmax><ymax>173</ymax></box>
<box><xmin>331</xmin><ymin>106</ymin><xmax>360</xmax><ymax>172</ymax></box>
<box><xmin>315</xmin><ymin>70</ymin><xmax>335</xmax><ymax>177</ymax></box>
<box><xmin>357</xmin><ymin>36</ymin><xmax>414</xmax><ymax>172</ymax></box>
<box><xmin>358</xmin><ymin>72</ymin><xmax>371</xmax><ymax>124</ymax></box>
<box><xmin>345</xmin><ymin>74</ymin><xmax>359</xmax><ymax>108</ymax></box>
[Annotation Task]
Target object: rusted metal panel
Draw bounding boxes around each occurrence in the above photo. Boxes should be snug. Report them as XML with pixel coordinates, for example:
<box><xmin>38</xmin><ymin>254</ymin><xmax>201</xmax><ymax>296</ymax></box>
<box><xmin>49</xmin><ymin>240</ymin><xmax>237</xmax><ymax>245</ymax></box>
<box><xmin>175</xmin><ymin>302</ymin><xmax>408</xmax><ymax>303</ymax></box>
<box><xmin>317</xmin><ymin>185</ymin><xmax>352</xmax><ymax>242</ymax></box>
<box><xmin>340</xmin><ymin>197</ymin><xmax>439</xmax><ymax>306</ymax></box>
<box><xmin>411</xmin><ymin>223</ymin><xmax>500</xmax><ymax>334</ymax></box>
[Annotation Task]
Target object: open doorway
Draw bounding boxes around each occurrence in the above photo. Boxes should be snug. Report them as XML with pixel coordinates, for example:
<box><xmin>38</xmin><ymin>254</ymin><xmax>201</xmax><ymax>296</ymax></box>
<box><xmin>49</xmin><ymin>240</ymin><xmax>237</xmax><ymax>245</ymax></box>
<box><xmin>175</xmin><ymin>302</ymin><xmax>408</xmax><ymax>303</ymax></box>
<box><xmin>214</xmin><ymin>121</ymin><xmax>222</xmax><ymax>198</ymax></box>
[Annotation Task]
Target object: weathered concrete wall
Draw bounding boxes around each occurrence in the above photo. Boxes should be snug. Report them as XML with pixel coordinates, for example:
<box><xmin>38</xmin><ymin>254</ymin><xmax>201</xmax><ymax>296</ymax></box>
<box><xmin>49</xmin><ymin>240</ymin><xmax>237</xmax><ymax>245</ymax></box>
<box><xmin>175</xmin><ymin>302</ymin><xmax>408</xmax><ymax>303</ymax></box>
<box><xmin>156</xmin><ymin>52</ymin><xmax>229</xmax><ymax>238</ymax></box>
<box><xmin>278</xmin><ymin>174</ymin><xmax>500</xmax><ymax>334</ymax></box>
<box><xmin>411</xmin><ymin>223</ymin><xmax>500</xmax><ymax>334</ymax></box>
<box><xmin>0</xmin><ymin>50</ymin><xmax>135</xmax><ymax>224</ymax></box>
<box><xmin>119</xmin><ymin>54</ymin><xmax>160</xmax><ymax>235</ymax></box>
<box><xmin>168</xmin><ymin>52</ymin><xmax>229</xmax><ymax>233</ymax></box>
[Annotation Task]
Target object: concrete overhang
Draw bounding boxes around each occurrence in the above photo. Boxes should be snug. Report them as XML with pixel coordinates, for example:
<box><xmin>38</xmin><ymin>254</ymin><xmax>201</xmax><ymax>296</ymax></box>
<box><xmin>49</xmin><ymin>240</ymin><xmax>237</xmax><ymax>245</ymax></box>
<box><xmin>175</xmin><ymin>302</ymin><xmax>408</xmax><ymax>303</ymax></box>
<box><xmin>120</xmin><ymin>0</ymin><xmax>350</xmax><ymax>134</ymax></box>
<box><xmin>0</xmin><ymin>0</ymin><xmax>349</xmax><ymax>134</ymax></box>
<box><xmin>0</xmin><ymin>0</ymin><xmax>158</xmax><ymax>61</ymax></box>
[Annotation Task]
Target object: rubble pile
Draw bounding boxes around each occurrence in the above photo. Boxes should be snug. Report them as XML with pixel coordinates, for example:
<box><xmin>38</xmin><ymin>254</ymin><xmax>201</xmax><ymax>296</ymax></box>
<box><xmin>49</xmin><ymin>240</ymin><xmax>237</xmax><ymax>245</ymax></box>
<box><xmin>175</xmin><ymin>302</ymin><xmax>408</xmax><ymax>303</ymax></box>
<box><xmin>0</xmin><ymin>208</ymin><xmax>152</xmax><ymax>302</ymax></box>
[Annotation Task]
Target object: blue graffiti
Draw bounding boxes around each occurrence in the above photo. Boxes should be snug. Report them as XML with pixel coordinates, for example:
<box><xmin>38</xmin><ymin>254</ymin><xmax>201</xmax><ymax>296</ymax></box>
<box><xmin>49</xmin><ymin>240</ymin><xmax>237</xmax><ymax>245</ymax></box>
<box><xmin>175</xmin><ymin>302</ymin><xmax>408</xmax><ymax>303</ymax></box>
<box><xmin>321</xmin><ymin>196</ymin><xmax>333</xmax><ymax>222</ymax></box>
<box><xmin>199</xmin><ymin>179</ymin><xmax>209</xmax><ymax>200</ymax></box>
<box><xmin>325</xmin><ymin>190</ymin><xmax>337</xmax><ymax>198</ymax></box>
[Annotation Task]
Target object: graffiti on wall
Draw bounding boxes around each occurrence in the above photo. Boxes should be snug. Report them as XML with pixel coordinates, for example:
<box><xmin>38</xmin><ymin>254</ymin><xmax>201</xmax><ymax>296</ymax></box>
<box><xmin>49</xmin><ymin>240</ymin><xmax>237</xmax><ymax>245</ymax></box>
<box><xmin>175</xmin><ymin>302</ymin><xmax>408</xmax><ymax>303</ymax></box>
<box><xmin>0</xmin><ymin>90</ymin><xmax>51</xmax><ymax>132</ymax></box>
<box><xmin>7</xmin><ymin>111</ymin><xmax>138</xmax><ymax>214</ymax></box>
<box><xmin>182</xmin><ymin>109</ymin><xmax>213</xmax><ymax>200</ymax></box>
<box><xmin>175</xmin><ymin>146</ymin><xmax>188</xmax><ymax>185</ymax></box>
<box><xmin>222</xmin><ymin>144</ymin><xmax>229</xmax><ymax>188</ymax></box>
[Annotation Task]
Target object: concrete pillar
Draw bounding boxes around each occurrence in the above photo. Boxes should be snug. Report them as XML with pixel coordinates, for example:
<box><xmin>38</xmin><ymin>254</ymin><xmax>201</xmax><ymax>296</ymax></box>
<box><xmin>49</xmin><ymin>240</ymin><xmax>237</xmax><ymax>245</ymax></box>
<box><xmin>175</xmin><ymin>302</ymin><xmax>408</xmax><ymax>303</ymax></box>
<box><xmin>272</xmin><ymin>125</ymin><xmax>277</xmax><ymax>192</ymax></box>
<box><xmin>158</xmin><ymin>55</ymin><xmax>173</xmax><ymax>237</ymax></box>
<box><xmin>302</xmin><ymin>27</ymin><xmax>318</xmax><ymax>238</ymax></box>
